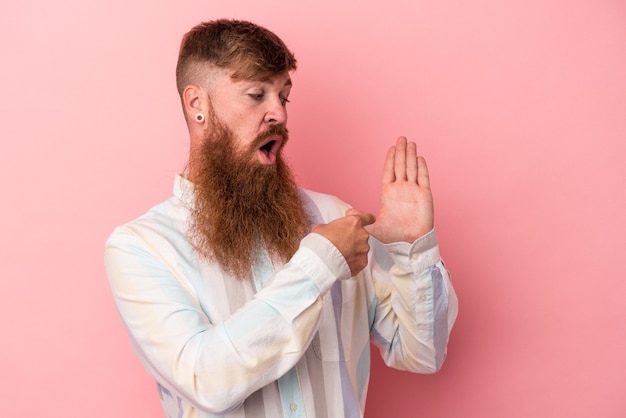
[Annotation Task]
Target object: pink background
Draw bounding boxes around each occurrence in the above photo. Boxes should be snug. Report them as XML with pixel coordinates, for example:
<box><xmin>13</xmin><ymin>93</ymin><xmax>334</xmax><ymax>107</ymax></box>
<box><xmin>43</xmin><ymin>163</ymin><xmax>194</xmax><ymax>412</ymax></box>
<box><xmin>1</xmin><ymin>0</ymin><xmax>625</xmax><ymax>417</ymax></box>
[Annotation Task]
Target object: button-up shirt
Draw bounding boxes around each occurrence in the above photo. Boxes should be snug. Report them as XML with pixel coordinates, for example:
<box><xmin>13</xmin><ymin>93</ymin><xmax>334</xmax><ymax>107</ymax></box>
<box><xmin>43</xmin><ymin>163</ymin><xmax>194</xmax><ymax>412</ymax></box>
<box><xmin>105</xmin><ymin>175</ymin><xmax>458</xmax><ymax>418</ymax></box>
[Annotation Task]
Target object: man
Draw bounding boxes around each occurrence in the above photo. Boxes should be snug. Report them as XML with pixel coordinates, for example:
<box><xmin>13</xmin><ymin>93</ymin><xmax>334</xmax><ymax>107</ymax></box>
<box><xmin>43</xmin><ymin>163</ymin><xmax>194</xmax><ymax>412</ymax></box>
<box><xmin>105</xmin><ymin>19</ymin><xmax>458</xmax><ymax>418</ymax></box>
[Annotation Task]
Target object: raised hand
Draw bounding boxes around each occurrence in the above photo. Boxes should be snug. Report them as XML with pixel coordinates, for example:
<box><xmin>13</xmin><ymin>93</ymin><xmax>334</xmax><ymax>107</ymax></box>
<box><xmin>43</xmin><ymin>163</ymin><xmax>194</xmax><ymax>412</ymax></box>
<box><xmin>312</xmin><ymin>210</ymin><xmax>376</xmax><ymax>276</ymax></box>
<box><xmin>366</xmin><ymin>136</ymin><xmax>434</xmax><ymax>244</ymax></box>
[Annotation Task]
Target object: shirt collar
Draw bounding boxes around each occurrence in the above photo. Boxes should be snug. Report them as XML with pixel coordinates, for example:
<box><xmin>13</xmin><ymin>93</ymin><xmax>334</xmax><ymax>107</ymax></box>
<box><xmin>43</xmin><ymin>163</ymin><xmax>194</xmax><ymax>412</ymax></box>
<box><xmin>174</xmin><ymin>173</ymin><xmax>196</xmax><ymax>209</ymax></box>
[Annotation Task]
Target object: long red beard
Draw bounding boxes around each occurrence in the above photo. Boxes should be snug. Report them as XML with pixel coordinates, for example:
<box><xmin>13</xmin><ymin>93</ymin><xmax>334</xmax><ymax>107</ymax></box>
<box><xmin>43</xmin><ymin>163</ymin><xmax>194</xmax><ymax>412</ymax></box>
<box><xmin>188</xmin><ymin>119</ymin><xmax>310</xmax><ymax>279</ymax></box>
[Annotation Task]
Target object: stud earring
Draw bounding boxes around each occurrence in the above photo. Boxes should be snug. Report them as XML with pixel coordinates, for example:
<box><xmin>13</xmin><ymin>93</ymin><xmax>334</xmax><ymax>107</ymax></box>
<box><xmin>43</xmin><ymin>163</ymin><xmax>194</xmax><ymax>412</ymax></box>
<box><xmin>195</xmin><ymin>113</ymin><xmax>205</xmax><ymax>123</ymax></box>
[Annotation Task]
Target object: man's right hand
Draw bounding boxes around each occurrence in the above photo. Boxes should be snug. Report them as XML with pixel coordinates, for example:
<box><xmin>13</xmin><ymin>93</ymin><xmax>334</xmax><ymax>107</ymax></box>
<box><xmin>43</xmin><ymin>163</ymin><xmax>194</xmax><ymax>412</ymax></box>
<box><xmin>311</xmin><ymin>209</ymin><xmax>375</xmax><ymax>277</ymax></box>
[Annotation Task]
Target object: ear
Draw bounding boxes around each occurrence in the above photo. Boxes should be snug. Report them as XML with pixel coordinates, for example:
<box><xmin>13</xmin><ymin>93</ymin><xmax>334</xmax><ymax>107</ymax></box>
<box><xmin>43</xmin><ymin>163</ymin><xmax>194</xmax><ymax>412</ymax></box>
<box><xmin>182</xmin><ymin>84</ymin><xmax>205</xmax><ymax>121</ymax></box>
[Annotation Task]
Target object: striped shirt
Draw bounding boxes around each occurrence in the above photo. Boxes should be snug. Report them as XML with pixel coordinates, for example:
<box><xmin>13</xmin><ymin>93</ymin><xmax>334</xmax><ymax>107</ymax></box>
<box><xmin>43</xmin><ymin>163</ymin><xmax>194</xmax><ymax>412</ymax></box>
<box><xmin>105</xmin><ymin>175</ymin><xmax>458</xmax><ymax>418</ymax></box>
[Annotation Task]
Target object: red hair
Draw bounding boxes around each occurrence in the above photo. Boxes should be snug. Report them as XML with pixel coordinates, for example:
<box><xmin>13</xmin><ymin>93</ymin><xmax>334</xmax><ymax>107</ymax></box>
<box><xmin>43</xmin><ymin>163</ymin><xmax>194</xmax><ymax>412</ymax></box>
<box><xmin>176</xmin><ymin>19</ymin><xmax>297</xmax><ymax>97</ymax></box>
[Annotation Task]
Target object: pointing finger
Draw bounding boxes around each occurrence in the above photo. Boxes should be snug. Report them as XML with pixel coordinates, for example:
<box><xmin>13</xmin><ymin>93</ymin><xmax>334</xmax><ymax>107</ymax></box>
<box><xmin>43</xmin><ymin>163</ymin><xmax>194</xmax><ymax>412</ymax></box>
<box><xmin>382</xmin><ymin>145</ymin><xmax>396</xmax><ymax>184</ymax></box>
<box><xmin>357</xmin><ymin>212</ymin><xmax>376</xmax><ymax>227</ymax></box>
<box><xmin>345</xmin><ymin>208</ymin><xmax>376</xmax><ymax>227</ymax></box>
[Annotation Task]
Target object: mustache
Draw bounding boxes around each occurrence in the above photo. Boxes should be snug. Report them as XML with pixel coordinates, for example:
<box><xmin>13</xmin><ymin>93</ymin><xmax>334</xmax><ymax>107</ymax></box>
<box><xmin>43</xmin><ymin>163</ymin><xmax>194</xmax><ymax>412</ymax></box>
<box><xmin>250</xmin><ymin>124</ymin><xmax>289</xmax><ymax>149</ymax></box>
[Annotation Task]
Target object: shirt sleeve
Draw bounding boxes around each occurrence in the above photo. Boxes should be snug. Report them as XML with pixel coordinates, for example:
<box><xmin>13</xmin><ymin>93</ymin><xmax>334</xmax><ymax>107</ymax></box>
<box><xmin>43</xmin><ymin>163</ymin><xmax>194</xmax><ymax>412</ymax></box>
<box><xmin>105</xmin><ymin>227</ymin><xmax>350</xmax><ymax>415</ymax></box>
<box><xmin>367</xmin><ymin>228</ymin><xmax>459</xmax><ymax>373</ymax></box>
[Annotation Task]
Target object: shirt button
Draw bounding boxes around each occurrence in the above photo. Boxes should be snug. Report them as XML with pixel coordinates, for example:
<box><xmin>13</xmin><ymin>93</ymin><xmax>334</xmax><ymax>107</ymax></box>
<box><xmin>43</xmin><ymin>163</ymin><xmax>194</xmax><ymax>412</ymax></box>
<box><xmin>290</xmin><ymin>403</ymin><xmax>298</xmax><ymax>412</ymax></box>
<box><xmin>420</xmin><ymin>293</ymin><xmax>428</xmax><ymax>301</ymax></box>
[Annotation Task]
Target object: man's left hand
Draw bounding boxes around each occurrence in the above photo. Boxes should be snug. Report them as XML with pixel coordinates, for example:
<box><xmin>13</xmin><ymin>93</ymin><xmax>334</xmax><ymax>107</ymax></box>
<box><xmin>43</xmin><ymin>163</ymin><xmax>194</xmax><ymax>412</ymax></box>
<box><xmin>366</xmin><ymin>136</ymin><xmax>434</xmax><ymax>244</ymax></box>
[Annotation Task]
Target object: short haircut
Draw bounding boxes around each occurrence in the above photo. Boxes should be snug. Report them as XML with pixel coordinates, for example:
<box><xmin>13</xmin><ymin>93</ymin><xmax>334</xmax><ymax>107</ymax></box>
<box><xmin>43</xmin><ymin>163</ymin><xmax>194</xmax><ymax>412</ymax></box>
<box><xmin>176</xmin><ymin>19</ymin><xmax>297</xmax><ymax>97</ymax></box>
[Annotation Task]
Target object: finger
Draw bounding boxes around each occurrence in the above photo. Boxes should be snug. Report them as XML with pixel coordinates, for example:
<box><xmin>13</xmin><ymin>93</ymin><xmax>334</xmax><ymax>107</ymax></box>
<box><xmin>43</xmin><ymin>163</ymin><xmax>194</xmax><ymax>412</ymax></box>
<box><xmin>394</xmin><ymin>136</ymin><xmax>408</xmax><ymax>181</ymax></box>
<box><xmin>406</xmin><ymin>141</ymin><xmax>418</xmax><ymax>182</ymax></box>
<box><xmin>345</xmin><ymin>207</ymin><xmax>362</xmax><ymax>217</ymax></box>
<box><xmin>381</xmin><ymin>145</ymin><xmax>396</xmax><ymax>184</ymax></box>
<box><xmin>417</xmin><ymin>156</ymin><xmax>430</xmax><ymax>188</ymax></box>
<box><xmin>345</xmin><ymin>208</ymin><xmax>376</xmax><ymax>227</ymax></box>
<box><xmin>358</xmin><ymin>212</ymin><xmax>376</xmax><ymax>227</ymax></box>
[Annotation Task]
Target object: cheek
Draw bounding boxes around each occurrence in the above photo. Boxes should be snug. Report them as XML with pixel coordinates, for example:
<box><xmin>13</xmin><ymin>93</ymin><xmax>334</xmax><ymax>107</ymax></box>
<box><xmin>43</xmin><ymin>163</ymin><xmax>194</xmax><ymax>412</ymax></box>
<box><xmin>230</xmin><ymin>125</ymin><xmax>258</xmax><ymax>153</ymax></box>
<box><xmin>233</xmin><ymin>113</ymin><xmax>263</xmax><ymax>139</ymax></box>
<box><xmin>217</xmin><ymin>102</ymin><xmax>264</xmax><ymax>146</ymax></box>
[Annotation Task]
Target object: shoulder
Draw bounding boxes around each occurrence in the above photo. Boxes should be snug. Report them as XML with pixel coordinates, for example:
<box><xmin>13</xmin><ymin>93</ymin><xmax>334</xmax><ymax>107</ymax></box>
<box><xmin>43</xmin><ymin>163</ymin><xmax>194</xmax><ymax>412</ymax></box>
<box><xmin>105</xmin><ymin>194</ymin><xmax>190</xmax><ymax>257</ymax></box>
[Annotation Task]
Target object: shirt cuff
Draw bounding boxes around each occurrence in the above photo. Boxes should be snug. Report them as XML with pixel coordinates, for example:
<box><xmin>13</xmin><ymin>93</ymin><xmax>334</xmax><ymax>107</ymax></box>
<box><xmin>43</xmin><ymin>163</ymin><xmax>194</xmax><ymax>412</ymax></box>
<box><xmin>383</xmin><ymin>228</ymin><xmax>441</xmax><ymax>274</ymax></box>
<box><xmin>290</xmin><ymin>233</ymin><xmax>351</xmax><ymax>294</ymax></box>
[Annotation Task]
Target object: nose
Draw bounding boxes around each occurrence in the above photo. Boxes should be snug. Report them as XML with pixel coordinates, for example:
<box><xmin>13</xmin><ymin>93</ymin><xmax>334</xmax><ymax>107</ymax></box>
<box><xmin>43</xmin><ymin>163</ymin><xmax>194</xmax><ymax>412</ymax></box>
<box><xmin>265</xmin><ymin>96</ymin><xmax>287</xmax><ymax>125</ymax></box>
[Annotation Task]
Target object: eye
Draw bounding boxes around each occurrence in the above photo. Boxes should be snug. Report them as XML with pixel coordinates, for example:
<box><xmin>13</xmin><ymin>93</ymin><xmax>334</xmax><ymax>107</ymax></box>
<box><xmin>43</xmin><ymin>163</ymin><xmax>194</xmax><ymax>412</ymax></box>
<box><xmin>248</xmin><ymin>93</ymin><xmax>264</xmax><ymax>101</ymax></box>
<box><xmin>280</xmin><ymin>97</ymin><xmax>290</xmax><ymax>106</ymax></box>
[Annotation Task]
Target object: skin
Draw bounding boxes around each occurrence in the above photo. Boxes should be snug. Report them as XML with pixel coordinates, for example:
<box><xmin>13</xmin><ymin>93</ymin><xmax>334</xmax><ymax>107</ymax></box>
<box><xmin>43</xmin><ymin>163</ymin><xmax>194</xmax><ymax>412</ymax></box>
<box><xmin>183</xmin><ymin>67</ymin><xmax>292</xmax><ymax>178</ymax></box>
<box><xmin>182</xmin><ymin>67</ymin><xmax>434</xmax><ymax>276</ymax></box>
<box><xmin>365</xmin><ymin>136</ymin><xmax>434</xmax><ymax>244</ymax></box>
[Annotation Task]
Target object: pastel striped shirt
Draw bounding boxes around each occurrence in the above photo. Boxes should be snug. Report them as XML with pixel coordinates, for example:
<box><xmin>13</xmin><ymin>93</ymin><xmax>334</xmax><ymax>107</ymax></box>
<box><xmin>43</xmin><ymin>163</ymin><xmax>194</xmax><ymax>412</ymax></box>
<box><xmin>105</xmin><ymin>175</ymin><xmax>458</xmax><ymax>418</ymax></box>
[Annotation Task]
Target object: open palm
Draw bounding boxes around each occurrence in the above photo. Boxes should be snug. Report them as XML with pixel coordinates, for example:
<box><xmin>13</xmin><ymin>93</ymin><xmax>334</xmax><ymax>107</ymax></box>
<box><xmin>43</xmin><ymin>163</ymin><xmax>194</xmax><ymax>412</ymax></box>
<box><xmin>366</xmin><ymin>137</ymin><xmax>434</xmax><ymax>244</ymax></box>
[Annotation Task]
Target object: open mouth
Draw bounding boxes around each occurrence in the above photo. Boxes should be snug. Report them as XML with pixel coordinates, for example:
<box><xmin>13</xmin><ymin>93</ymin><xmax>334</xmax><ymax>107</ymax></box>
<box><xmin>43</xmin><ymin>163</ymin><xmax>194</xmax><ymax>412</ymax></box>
<box><xmin>257</xmin><ymin>136</ymin><xmax>283</xmax><ymax>165</ymax></box>
<box><xmin>260</xmin><ymin>140</ymin><xmax>276</xmax><ymax>155</ymax></box>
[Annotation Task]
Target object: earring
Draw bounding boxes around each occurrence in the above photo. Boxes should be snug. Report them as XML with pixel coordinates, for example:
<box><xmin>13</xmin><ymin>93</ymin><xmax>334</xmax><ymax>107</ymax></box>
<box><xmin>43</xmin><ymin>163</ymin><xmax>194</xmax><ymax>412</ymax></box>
<box><xmin>195</xmin><ymin>113</ymin><xmax>205</xmax><ymax>123</ymax></box>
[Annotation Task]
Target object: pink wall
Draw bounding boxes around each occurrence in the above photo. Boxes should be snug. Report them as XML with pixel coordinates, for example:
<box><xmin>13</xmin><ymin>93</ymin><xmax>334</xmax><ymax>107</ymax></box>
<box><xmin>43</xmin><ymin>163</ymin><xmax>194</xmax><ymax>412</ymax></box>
<box><xmin>1</xmin><ymin>1</ymin><xmax>624</xmax><ymax>417</ymax></box>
